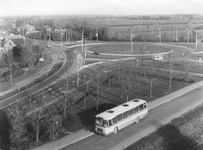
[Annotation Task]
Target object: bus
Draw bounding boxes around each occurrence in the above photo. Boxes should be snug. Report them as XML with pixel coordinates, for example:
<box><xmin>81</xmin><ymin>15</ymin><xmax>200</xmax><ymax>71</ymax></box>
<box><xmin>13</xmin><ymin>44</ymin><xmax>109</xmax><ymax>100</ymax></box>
<box><xmin>95</xmin><ymin>99</ymin><xmax>148</xmax><ymax>135</ymax></box>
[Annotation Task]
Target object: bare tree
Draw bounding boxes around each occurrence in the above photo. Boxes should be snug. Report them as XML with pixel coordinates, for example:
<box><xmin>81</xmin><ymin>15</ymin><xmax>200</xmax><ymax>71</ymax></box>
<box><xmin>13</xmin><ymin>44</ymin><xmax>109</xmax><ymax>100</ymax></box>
<box><xmin>26</xmin><ymin>93</ymin><xmax>48</xmax><ymax>142</ymax></box>
<box><xmin>82</xmin><ymin>73</ymin><xmax>92</xmax><ymax>109</ymax></box>
<box><xmin>1</xmin><ymin>48</ymin><xmax>14</xmax><ymax>85</ymax></box>
<box><xmin>6</xmin><ymin>101</ymin><xmax>27</xmax><ymax>149</ymax></box>
<box><xmin>183</xmin><ymin>59</ymin><xmax>194</xmax><ymax>84</ymax></box>
<box><xmin>89</xmin><ymin>73</ymin><xmax>106</xmax><ymax>111</ymax></box>
<box><xmin>20</xmin><ymin>39</ymin><xmax>35</xmax><ymax>73</ymax></box>
<box><xmin>120</xmin><ymin>67</ymin><xmax>134</xmax><ymax>102</ymax></box>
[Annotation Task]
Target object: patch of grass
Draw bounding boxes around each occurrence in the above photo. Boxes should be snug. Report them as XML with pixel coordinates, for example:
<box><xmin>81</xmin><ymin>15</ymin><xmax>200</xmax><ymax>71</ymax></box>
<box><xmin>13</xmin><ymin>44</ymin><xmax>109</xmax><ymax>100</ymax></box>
<box><xmin>89</xmin><ymin>43</ymin><xmax>171</xmax><ymax>54</ymax></box>
<box><xmin>125</xmin><ymin>105</ymin><xmax>203</xmax><ymax>150</ymax></box>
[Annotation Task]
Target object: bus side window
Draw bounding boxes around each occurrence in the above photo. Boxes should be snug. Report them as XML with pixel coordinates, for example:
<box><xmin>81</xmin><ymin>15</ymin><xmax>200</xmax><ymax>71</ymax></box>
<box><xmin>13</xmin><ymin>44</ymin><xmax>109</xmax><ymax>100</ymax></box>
<box><xmin>109</xmin><ymin>120</ymin><xmax>112</xmax><ymax>126</ymax></box>
<box><xmin>139</xmin><ymin>104</ymin><xmax>144</xmax><ymax>110</ymax></box>
<box><xmin>134</xmin><ymin>106</ymin><xmax>139</xmax><ymax>113</ymax></box>
<box><xmin>113</xmin><ymin>117</ymin><xmax>117</xmax><ymax>124</ymax></box>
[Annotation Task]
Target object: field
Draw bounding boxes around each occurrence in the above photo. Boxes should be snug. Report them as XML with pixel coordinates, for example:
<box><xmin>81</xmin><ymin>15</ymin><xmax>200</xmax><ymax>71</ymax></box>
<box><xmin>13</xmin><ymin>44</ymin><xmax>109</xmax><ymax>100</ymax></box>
<box><xmin>88</xmin><ymin>42</ymin><xmax>171</xmax><ymax>54</ymax></box>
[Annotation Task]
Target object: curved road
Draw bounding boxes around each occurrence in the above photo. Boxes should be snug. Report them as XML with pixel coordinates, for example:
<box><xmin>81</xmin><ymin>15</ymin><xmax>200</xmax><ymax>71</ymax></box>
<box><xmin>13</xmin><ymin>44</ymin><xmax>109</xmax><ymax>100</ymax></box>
<box><xmin>0</xmin><ymin>44</ymin><xmax>75</xmax><ymax>109</ymax></box>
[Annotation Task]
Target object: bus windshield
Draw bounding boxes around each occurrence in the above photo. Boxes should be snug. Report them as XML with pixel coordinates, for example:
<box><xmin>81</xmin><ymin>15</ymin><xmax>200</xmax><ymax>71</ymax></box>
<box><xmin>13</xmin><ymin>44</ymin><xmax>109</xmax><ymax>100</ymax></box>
<box><xmin>96</xmin><ymin>117</ymin><xmax>108</xmax><ymax>127</ymax></box>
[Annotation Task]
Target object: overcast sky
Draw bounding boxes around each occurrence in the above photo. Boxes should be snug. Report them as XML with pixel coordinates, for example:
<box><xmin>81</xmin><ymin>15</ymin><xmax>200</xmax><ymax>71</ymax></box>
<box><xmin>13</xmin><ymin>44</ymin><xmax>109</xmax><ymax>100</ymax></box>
<box><xmin>0</xmin><ymin>0</ymin><xmax>203</xmax><ymax>16</ymax></box>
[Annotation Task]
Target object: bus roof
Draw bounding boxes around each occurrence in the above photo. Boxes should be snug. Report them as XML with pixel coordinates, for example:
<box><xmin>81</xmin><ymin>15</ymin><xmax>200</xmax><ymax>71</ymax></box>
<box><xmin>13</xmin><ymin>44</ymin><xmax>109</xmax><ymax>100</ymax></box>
<box><xmin>96</xmin><ymin>99</ymin><xmax>147</xmax><ymax>120</ymax></box>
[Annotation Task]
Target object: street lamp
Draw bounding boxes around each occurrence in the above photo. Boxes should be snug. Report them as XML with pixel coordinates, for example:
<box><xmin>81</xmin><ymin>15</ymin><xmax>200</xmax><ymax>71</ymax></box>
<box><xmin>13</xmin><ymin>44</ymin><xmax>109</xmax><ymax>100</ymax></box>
<box><xmin>175</xmin><ymin>27</ymin><xmax>178</xmax><ymax>42</ymax></box>
<box><xmin>158</xmin><ymin>28</ymin><xmax>161</xmax><ymax>43</ymax></box>
<box><xmin>66</xmin><ymin>29</ymin><xmax>67</xmax><ymax>43</ymax></box>
<box><xmin>96</xmin><ymin>28</ymin><xmax>98</xmax><ymax>43</ymax></box>
<box><xmin>186</xmin><ymin>28</ymin><xmax>189</xmax><ymax>43</ymax></box>
<box><xmin>130</xmin><ymin>27</ymin><xmax>133</xmax><ymax>54</ymax></box>
<box><xmin>181</xmin><ymin>52</ymin><xmax>184</xmax><ymax>75</ymax></box>
<box><xmin>195</xmin><ymin>31</ymin><xmax>199</xmax><ymax>50</ymax></box>
<box><xmin>61</xmin><ymin>33</ymin><xmax>63</xmax><ymax>53</ymax></box>
<box><xmin>82</xmin><ymin>27</ymin><xmax>85</xmax><ymax>56</ymax></box>
<box><xmin>77</xmin><ymin>54</ymin><xmax>80</xmax><ymax>87</ymax></box>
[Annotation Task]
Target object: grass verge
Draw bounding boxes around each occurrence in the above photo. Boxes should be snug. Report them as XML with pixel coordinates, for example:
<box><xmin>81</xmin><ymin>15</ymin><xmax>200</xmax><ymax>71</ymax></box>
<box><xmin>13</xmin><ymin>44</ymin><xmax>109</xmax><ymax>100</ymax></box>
<box><xmin>125</xmin><ymin>104</ymin><xmax>203</xmax><ymax>150</ymax></box>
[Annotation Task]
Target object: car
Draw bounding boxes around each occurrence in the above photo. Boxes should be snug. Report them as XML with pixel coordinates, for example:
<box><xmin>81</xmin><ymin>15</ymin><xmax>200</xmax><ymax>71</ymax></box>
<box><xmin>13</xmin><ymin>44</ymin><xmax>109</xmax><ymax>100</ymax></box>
<box><xmin>153</xmin><ymin>55</ymin><xmax>163</xmax><ymax>61</ymax></box>
<box><xmin>93</xmin><ymin>51</ymin><xmax>99</xmax><ymax>55</ymax></box>
<box><xmin>47</xmin><ymin>45</ymin><xmax>51</xmax><ymax>48</ymax></box>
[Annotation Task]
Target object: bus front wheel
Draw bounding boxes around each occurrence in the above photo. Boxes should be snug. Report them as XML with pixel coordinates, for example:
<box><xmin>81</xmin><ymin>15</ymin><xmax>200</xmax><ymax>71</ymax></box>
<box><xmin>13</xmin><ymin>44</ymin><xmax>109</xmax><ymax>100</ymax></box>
<box><xmin>114</xmin><ymin>127</ymin><xmax>118</xmax><ymax>134</ymax></box>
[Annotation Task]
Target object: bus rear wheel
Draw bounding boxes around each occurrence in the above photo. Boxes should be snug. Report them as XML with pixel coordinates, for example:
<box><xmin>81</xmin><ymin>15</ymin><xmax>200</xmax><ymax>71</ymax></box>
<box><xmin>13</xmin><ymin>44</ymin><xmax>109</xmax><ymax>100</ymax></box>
<box><xmin>135</xmin><ymin>117</ymin><xmax>140</xmax><ymax>123</ymax></box>
<box><xmin>114</xmin><ymin>127</ymin><xmax>118</xmax><ymax>134</ymax></box>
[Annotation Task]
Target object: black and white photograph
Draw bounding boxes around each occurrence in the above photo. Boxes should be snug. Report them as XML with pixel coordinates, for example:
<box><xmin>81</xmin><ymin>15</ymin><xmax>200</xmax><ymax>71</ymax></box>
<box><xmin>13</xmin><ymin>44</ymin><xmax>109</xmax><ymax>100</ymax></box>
<box><xmin>0</xmin><ymin>0</ymin><xmax>203</xmax><ymax>150</ymax></box>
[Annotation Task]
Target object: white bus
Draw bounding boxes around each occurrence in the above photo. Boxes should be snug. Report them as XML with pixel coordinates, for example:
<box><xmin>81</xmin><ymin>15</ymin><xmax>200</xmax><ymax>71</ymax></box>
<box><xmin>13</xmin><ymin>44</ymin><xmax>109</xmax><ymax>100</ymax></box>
<box><xmin>95</xmin><ymin>99</ymin><xmax>148</xmax><ymax>135</ymax></box>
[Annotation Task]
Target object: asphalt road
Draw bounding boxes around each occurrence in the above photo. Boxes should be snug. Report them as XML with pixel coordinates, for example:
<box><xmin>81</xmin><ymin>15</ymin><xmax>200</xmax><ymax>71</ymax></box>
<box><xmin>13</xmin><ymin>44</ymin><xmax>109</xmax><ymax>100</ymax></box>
<box><xmin>60</xmin><ymin>87</ymin><xmax>203</xmax><ymax>150</ymax></box>
<box><xmin>0</xmin><ymin>44</ymin><xmax>75</xmax><ymax>109</ymax></box>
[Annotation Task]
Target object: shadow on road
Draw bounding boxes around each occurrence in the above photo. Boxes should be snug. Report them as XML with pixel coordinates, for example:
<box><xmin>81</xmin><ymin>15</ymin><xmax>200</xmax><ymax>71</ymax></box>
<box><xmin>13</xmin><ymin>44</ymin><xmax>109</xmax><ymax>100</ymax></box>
<box><xmin>77</xmin><ymin>103</ymin><xmax>116</xmax><ymax>132</ymax></box>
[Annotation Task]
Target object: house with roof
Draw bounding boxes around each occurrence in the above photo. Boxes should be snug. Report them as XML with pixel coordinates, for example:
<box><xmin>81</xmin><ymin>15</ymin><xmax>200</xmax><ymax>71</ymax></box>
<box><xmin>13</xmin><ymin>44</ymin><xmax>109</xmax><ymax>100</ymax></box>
<box><xmin>0</xmin><ymin>38</ymin><xmax>16</xmax><ymax>58</ymax></box>
<box><xmin>20</xmin><ymin>24</ymin><xmax>36</xmax><ymax>36</ymax></box>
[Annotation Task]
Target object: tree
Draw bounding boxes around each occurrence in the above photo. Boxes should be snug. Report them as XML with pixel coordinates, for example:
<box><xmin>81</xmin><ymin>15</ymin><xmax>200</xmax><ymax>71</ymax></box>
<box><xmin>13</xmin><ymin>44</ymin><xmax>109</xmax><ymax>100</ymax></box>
<box><xmin>168</xmin><ymin>51</ymin><xmax>179</xmax><ymax>91</ymax></box>
<box><xmin>20</xmin><ymin>39</ymin><xmax>35</xmax><ymax>71</ymax></box>
<box><xmin>0</xmin><ymin>109</ymin><xmax>12</xmax><ymax>150</ymax></box>
<box><xmin>1</xmin><ymin>48</ymin><xmax>15</xmax><ymax>86</ymax></box>
<box><xmin>82</xmin><ymin>73</ymin><xmax>92</xmax><ymax>109</ymax></box>
<box><xmin>143</xmin><ymin>60</ymin><xmax>158</xmax><ymax>97</ymax></box>
<box><xmin>120</xmin><ymin>66</ymin><xmax>134</xmax><ymax>102</ymax></box>
<box><xmin>183</xmin><ymin>59</ymin><xmax>194</xmax><ymax>84</ymax></box>
<box><xmin>89</xmin><ymin>73</ymin><xmax>107</xmax><ymax>111</ymax></box>
<box><xmin>6</xmin><ymin>102</ymin><xmax>28</xmax><ymax>150</ymax></box>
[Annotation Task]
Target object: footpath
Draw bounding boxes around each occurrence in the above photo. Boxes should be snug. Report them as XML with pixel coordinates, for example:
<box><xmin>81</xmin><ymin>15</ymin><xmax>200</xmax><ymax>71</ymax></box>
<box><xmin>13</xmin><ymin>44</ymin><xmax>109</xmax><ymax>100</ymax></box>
<box><xmin>0</xmin><ymin>45</ymin><xmax>64</xmax><ymax>97</ymax></box>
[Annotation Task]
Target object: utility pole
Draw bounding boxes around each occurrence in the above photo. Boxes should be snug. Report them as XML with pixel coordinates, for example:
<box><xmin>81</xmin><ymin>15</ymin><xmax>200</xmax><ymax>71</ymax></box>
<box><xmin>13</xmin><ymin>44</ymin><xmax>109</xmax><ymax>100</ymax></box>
<box><xmin>66</xmin><ymin>29</ymin><xmax>67</xmax><ymax>43</ymax></box>
<box><xmin>82</xmin><ymin>31</ymin><xmax>84</xmax><ymax>55</ymax></box>
<box><xmin>96</xmin><ymin>27</ymin><xmax>98</xmax><ymax>43</ymax></box>
<box><xmin>175</xmin><ymin>27</ymin><xmax>178</xmax><ymax>42</ymax></box>
<box><xmin>61</xmin><ymin>33</ymin><xmax>63</xmax><ymax>53</ymax></box>
<box><xmin>77</xmin><ymin>55</ymin><xmax>80</xmax><ymax>87</ymax></box>
<box><xmin>85</xmin><ymin>36</ymin><xmax>86</xmax><ymax>60</ymax></box>
<box><xmin>195</xmin><ymin>31</ymin><xmax>198</xmax><ymax>50</ymax></box>
<box><xmin>158</xmin><ymin>28</ymin><xmax>162</xmax><ymax>43</ymax></box>
<box><xmin>186</xmin><ymin>28</ymin><xmax>189</xmax><ymax>43</ymax></box>
<box><xmin>130</xmin><ymin>31</ymin><xmax>133</xmax><ymax>54</ymax></box>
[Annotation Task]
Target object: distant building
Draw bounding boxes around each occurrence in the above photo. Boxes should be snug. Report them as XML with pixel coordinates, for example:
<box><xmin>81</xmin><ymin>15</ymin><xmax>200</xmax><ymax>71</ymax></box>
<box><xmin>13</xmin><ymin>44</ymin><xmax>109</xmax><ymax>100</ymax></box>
<box><xmin>0</xmin><ymin>38</ymin><xmax>16</xmax><ymax>58</ymax></box>
<box><xmin>24</xmin><ymin>24</ymin><xmax>36</xmax><ymax>35</ymax></box>
<box><xmin>44</xmin><ymin>26</ymin><xmax>51</xmax><ymax>32</ymax></box>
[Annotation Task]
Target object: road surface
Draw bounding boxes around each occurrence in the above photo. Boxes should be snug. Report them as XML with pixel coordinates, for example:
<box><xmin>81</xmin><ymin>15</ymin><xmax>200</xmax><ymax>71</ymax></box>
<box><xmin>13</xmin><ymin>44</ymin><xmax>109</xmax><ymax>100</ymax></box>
<box><xmin>60</xmin><ymin>87</ymin><xmax>203</xmax><ymax>150</ymax></box>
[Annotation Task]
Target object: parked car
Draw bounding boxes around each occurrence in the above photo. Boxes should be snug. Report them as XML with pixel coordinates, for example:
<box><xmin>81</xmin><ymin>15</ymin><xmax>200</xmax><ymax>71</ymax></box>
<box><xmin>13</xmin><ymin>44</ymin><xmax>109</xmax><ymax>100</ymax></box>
<box><xmin>153</xmin><ymin>55</ymin><xmax>163</xmax><ymax>61</ymax></box>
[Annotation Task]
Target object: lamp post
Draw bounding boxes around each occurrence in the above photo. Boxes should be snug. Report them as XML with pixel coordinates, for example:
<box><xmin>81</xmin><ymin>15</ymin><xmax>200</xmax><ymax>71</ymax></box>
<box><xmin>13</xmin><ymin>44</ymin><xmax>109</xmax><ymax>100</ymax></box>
<box><xmin>82</xmin><ymin>30</ymin><xmax>84</xmax><ymax>56</ymax></box>
<box><xmin>195</xmin><ymin>31</ymin><xmax>198</xmax><ymax>50</ymax></box>
<box><xmin>49</xmin><ymin>29</ymin><xmax>51</xmax><ymax>42</ymax></box>
<box><xmin>84</xmin><ymin>36</ymin><xmax>86</xmax><ymax>60</ymax></box>
<box><xmin>96</xmin><ymin>27</ymin><xmax>98</xmax><ymax>43</ymax></box>
<box><xmin>186</xmin><ymin>28</ymin><xmax>189</xmax><ymax>43</ymax></box>
<box><xmin>66</xmin><ymin>29</ymin><xmax>67</xmax><ymax>43</ymax></box>
<box><xmin>68</xmin><ymin>29</ymin><xmax>71</xmax><ymax>44</ymax></box>
<box><xmin>158</xmin><ymin>28</ymin><xmax>161</xmax><ymax>43</ymax></box>
<box><xmin>77</xmin><ymin>55</ymin><xmax>80</xmax><ymax>87</ymax></box>
<box><xmin>181</xmin><ymin>52</ymin><xmax>184</xmax><ymax>75</ymax></box>
<box><xmin>175</xmin><ymin>27</ymin><xmax>178</xmax><ymax>42</ymax></box>
<box><xmin>130</xmin><ymin>28</ymin><xmax>133</xmax><ymax>54</ymax></box>
<box><xmin>61</xmin><ymin>33</ymin><xmax>63</xmax><ymax>53</ymax></box>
